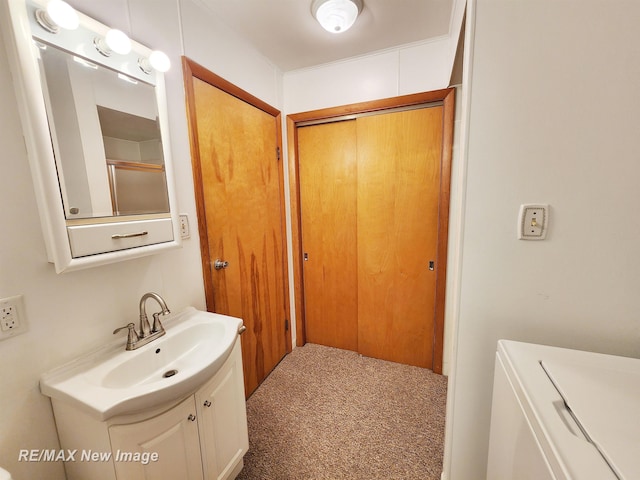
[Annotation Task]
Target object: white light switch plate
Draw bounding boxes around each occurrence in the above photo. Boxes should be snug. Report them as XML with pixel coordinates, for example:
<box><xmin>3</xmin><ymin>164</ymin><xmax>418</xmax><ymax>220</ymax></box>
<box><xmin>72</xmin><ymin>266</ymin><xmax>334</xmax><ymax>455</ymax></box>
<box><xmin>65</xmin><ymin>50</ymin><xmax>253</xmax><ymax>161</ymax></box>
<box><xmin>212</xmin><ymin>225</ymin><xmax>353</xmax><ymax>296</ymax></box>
<box><xmin>179</xmin><ymin>214</ymin><xmax>190</xmax><ymax>239</ymax></box>
<box><xmin>518</xmin><ymin>204</ymin><xmax>549</xmax><ymax>240</ymax></box>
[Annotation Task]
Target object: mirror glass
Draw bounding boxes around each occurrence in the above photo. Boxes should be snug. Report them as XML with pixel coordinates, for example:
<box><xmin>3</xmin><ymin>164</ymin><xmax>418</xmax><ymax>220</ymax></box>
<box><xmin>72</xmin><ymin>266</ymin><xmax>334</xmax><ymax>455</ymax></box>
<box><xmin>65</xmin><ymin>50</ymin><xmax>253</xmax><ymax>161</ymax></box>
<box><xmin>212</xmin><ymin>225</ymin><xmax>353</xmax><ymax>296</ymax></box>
<box><xmin>36</xmin><ymin>40</ymin><xmax>170</xmax><ymax>219</ymax></box>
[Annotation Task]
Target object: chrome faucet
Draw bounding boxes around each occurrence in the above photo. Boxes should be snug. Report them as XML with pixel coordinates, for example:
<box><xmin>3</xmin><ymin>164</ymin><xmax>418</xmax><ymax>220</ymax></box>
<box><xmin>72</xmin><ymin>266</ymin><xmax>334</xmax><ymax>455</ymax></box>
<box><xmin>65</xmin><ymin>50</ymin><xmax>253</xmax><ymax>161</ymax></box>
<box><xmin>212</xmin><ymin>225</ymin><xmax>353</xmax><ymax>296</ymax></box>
<box><xmin>139</xmin><ymin>292</ymin><xmax>170</xmax><ymax>337</ymax></box>
<box><xmin>113</xmin><ymin>292</ymin><xmax>170</xmax><ymax>350</ymax></box>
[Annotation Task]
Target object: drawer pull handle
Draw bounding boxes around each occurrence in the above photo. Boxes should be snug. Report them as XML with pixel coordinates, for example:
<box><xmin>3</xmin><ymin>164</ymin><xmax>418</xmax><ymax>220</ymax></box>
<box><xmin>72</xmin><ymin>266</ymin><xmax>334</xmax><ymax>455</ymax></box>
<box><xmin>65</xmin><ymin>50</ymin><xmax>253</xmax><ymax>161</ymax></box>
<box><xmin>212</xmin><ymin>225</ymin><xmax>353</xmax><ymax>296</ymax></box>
<box><xmin>203</xmin><ymin>400</ymin><xmax>212</xmax><ymax>408</ymax></box>
<box><xmin>112</xmin><ymin>231</ymin><xmax>149</xmax><ymax>239</ymax></box>
<box><xmin>188</xmin><ymin>414</ymin><xmax>196</xmax><ymax>421</ymax></box>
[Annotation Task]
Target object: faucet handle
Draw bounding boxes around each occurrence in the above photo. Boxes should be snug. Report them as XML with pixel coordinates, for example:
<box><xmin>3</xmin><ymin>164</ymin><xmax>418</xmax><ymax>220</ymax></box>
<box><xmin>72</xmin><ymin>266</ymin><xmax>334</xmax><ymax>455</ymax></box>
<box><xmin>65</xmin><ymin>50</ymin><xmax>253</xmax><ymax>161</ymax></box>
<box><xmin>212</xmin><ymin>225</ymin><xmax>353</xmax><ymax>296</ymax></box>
<box><xmin>113</xmin><ymin>323</ymin><xmax>139</xmax><ymax>350</ymax></box>
<box><xmin>151</xmin><ymin>312</ymin><xmax>166</xmax><ymax>334</ymax></box>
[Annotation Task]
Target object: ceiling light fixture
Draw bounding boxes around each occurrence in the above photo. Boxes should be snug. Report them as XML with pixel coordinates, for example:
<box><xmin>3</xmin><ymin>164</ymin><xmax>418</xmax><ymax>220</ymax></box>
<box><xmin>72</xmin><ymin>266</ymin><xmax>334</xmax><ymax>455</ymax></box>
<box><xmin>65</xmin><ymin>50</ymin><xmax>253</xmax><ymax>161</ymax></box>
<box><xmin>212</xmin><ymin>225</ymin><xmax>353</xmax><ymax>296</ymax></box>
<box><xmin>35</xmin><ymin>0</ymin><xmax>79</xmax><ymax>33</ymax></box>
<box><xmin>311</xmin><ymin>0</ymin><xmax>363</xmax><ymax>34</ymax></box>
<box><xmin>94</xmin><ymin>29</ymin><xmax>132</xmax><ymax>57</ymax></box>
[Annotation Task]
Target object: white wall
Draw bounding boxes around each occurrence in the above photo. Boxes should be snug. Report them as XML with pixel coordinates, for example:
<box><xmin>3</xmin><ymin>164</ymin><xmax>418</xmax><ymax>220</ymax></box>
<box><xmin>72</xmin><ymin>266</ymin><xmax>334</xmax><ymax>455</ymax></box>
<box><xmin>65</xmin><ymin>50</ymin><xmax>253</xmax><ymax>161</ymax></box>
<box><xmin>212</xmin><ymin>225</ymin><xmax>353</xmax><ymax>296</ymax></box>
<box><xmin>0</xmin><ymin>0</ymin><xmax>282</xmax><ymax>478</ymax></box>
<box><xmin>445</xmin><ymin>0</ymin><xmax>640</xmax><ymax>478</ymax></box>
<box><xmin>284</xmin><ymin>37</ymin><xmax>452</xmax><ymax>113</ymax></box>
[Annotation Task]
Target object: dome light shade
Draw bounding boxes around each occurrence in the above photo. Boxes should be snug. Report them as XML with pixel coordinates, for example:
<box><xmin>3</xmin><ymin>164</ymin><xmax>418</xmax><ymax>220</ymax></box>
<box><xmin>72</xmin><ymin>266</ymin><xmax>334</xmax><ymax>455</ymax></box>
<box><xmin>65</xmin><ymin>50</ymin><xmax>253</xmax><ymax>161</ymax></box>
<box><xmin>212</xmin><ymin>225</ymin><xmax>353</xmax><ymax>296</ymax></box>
<box><xmin>312</xmin><ymin>0</ymin><xmax>363</xmax><ymax>34</ymax></box>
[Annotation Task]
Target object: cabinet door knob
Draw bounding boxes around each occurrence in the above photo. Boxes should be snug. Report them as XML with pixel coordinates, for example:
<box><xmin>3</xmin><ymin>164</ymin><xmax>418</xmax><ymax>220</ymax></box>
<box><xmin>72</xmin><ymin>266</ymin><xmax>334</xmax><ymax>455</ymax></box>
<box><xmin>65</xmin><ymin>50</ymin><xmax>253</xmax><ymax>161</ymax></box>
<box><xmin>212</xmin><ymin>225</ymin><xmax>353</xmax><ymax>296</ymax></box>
<box><xmin>188</xmin><ymin>414</ymin><xmax>196</xmax><ymax>421</ymax></box>
<box><xmin>203</xmin><ymin>400</ymin><xmax>212</xmax><ymax>407</ymax></box>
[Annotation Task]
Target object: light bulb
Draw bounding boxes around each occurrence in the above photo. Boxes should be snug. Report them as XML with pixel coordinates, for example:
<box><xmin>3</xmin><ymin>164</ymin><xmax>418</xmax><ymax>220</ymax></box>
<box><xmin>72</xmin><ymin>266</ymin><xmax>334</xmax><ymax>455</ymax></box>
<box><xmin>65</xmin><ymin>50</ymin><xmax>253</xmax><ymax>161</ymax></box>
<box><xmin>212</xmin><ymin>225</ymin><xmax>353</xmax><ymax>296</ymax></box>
<box><xmin>138</xmin><ymin>51</ymin><xmax>170</xmax><ymax>74</ymax></box>
<box><xmin>95</xmin><ymin>29</ymin><xmax>131</xmax><ymax>56</ymax></box>
<box><xmin>149</xmin><ymin>51</ymin><xmax>170</xmax><ymax>72</ymax></box>
<box><xmin>47</xmin><ymin>0</ymin><xmax>79</xmax><ymax>30</ymax></box>
<box><xmin>35</xmin><ymin>0</ymin><xmax>78</xmax><ymax>33</ymax></box>
<box><xmin>105</xmin><ymin>29</ymin><xmax>131</xmax><ymax>55</ymax></box>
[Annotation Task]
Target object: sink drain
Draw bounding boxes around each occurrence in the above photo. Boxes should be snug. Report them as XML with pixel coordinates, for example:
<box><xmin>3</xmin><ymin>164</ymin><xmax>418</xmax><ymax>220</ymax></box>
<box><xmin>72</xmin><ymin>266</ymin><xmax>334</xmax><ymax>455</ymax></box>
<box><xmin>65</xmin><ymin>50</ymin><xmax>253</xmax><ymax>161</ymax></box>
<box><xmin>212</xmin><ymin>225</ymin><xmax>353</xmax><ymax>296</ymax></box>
<box><xmin>163</xmin><ymin>369</ymin><xmax>178</xmax><ymax>378</ymax></box>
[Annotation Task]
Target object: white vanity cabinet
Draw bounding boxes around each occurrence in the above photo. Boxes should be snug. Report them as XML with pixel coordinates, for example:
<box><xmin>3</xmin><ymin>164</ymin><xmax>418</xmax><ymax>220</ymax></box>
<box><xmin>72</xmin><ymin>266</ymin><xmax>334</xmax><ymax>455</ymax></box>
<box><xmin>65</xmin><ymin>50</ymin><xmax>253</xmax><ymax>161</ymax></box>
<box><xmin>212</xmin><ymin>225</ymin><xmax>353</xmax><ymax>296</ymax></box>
<box><xmin>108</xmin><ymin>396</ymin><xmax>204</xmax><ymax>479</ymax></box>
<box><xmin>195</xmin><ymin>342</ymin><xmax>249</xmax><ymax>480</ymax></box>
<box><xmin>52</xmin><ymin>337</ymin><xmax>248</xmax><ymax>480</ymax></box>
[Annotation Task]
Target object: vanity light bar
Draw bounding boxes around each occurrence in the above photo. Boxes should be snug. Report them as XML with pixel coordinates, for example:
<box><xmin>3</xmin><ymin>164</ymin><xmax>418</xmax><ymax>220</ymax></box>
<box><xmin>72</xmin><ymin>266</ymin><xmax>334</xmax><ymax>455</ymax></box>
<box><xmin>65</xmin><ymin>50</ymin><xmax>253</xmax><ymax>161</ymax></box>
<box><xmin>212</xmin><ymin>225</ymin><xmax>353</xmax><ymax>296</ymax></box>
<box><xmin>29</xmin><ymin>0</ymin><xmax>170</xmax><ymax>80</ymax></box>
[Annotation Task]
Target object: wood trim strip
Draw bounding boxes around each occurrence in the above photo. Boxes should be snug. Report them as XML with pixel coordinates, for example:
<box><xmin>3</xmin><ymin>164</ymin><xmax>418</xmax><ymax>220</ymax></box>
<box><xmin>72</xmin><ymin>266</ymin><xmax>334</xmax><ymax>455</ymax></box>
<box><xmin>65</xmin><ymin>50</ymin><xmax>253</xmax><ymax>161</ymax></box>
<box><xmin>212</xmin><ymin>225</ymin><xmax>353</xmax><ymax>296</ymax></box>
<box><xmin>288</xmin><ymin>89</ymin><xmax>456</xmax><ymax>371</ymax></box>
<box><xmin>286</xmin><ymin>116</ymin><xmax>306</xmax><ymax>347</ymax></box>
<box><xmin>288</xmin><ymin>90</ymin><xmax>452</xmax><ymax>124</ymax></box>
<box><xmin>275</xmin><ymin>112</ymin><xmax>293</xmax><ymax>353</ymax></box>
<box><xmin>431</xmin><ymin>88</ymin><xmax>455</xmax><ymax>375</ymax></box>
<box><xmin>182</xmin><ymin>57</ymin><xmax>216</xmax><ymax>312</ymax></box>
<box><xmin>106</xmin><ymin>159</ymin><xmax>165</xmax><ymax>172</ymax></box>
<box><xmin>184</xmin><ymin>58</ymin><xmax>280</xmax><ymax>117</ymax></box>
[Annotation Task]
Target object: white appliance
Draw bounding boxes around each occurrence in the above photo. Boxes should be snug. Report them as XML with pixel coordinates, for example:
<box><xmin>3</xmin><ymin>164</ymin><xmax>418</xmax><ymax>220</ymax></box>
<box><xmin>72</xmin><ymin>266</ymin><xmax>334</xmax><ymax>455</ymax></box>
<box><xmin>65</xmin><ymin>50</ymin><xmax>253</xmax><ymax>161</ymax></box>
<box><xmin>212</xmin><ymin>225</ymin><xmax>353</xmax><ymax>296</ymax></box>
<box><xmin>487</xmin><ymin>340</ymin><xmax>640</xmax><ymax>479</ymax></box>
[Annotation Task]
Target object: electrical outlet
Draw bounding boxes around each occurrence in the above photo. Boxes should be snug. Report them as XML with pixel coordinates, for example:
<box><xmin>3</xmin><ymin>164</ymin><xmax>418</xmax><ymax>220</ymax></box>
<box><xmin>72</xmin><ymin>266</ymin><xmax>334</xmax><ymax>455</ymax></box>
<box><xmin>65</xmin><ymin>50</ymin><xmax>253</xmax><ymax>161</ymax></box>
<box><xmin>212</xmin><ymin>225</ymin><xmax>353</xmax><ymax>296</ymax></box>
<box><xmin>179</xmin><ymin>214</ymin><xmax>190</xmax><ymax>239</ymax></box>
<box><xmin>0</xmin><ymin>294</ymin><xmax>28</xmax><ymax>341</ymax></box>
<box><xmin>1</xmin><ymin>305</ymin><xmax>17</xmax><ymax>331</ymax></box>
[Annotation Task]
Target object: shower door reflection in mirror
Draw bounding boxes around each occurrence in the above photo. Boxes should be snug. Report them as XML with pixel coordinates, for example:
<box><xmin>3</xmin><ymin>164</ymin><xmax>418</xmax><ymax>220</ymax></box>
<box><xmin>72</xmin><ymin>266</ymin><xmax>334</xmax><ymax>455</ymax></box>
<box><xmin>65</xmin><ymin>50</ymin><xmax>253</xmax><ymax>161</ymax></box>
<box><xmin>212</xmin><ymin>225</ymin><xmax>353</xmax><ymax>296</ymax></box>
<box><xmin>37</xmin><ymin>41</ymin><xmax>170</xmax><ymax>220</ymax></box>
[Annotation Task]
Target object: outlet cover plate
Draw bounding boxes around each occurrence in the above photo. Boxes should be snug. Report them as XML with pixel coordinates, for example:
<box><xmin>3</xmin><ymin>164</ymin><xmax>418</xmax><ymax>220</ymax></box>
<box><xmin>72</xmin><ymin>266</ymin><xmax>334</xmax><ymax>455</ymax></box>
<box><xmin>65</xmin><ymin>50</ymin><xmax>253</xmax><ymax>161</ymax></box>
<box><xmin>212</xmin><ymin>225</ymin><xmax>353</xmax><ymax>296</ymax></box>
<box><xmin>0</xmin><ymin>294</ymin><xmax>28</xmax><ymax>341</ymax></box>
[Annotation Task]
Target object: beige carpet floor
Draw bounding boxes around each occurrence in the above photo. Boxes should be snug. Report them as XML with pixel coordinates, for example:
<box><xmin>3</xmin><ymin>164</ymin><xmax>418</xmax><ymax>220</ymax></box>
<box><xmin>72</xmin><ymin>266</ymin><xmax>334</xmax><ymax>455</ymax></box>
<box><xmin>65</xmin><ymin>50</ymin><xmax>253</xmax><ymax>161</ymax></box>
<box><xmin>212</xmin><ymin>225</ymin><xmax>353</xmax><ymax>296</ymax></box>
<box><xmin>236</xmin><ymin>343</ymin><xmax>448</xmax><ymax>480</ymax></box>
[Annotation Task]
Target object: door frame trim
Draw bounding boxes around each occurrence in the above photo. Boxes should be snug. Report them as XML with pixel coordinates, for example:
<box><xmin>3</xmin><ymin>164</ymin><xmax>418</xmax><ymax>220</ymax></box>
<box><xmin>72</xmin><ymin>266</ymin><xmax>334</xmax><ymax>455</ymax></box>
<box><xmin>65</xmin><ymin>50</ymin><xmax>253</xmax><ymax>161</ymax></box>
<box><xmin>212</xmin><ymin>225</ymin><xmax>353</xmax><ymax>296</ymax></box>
<box><xmin>287</xmin><ymin>89</ymin><xmax>455</xmax><ymax>374</ymax></box>
<box><xmin>182</xmin><ymin>57</ymin><xmax>292</xmax><ymax>353</ymax></box>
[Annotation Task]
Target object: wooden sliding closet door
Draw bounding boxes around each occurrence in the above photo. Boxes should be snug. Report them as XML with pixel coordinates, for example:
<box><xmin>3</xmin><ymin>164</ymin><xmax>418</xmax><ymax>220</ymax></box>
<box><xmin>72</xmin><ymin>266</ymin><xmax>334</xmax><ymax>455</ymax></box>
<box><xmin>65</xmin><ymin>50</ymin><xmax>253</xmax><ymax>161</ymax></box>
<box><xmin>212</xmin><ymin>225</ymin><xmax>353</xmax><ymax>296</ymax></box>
<box><xmin>298</xmin><ymin>105</ymin><xmax>444</xmax><ymax>369</ymax></box>
<box><xmin>298</xmin><ymin>121</ymin><xmax>358</xmax><ymax>351</ymax></box>
<box><xmin>357</xmin><ymin>107</ymin><xmax>443</xmax><ymax>368</ymax></box>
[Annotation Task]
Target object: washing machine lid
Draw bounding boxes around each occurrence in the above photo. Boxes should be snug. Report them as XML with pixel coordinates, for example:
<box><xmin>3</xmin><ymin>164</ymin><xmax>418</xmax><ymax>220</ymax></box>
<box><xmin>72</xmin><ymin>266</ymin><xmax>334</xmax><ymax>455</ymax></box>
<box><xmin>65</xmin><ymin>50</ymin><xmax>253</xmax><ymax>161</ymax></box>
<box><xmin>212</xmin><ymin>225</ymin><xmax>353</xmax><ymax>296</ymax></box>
<box><xmin>542</xmin><ymin>357</ymin><xmax>640</xmax><ymax>480</ymax></box>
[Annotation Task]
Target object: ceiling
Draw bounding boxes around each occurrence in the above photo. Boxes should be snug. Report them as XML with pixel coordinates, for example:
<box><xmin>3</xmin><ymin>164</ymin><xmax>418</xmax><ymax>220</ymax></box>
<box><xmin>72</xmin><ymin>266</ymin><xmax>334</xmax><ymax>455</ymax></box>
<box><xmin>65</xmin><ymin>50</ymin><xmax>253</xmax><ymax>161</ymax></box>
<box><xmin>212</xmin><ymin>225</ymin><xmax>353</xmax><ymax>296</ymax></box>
<box><xmin>196</xmin><ymin>0</ymin><xmax>456</xmax><ymax>72</ymax></box>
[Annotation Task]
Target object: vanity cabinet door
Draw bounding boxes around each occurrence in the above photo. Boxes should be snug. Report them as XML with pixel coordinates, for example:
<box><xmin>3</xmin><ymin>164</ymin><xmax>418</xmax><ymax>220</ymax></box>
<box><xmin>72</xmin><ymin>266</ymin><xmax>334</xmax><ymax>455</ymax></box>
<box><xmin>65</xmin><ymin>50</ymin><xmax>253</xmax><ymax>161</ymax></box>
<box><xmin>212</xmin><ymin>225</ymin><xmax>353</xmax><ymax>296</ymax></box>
<box><xmin>109</xmin><ymin>396</ymin><xmax>204</xmax><ymax>480</ymax></box>
<box><xmin>195</xmin><ymin>339</ymin><xmax>249</xmax><ymax>480</ymax></box>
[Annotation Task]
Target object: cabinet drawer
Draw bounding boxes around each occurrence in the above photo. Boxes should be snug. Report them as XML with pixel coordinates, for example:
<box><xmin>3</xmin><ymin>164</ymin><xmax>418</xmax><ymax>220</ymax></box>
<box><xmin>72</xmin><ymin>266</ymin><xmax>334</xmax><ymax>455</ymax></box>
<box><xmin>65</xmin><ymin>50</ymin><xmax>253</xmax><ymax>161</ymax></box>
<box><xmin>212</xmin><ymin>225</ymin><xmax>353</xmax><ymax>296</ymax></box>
<box><xmin>67</xmin><ymin>218</ymin><xmax>174</xmax><ymax>258</ymax></box>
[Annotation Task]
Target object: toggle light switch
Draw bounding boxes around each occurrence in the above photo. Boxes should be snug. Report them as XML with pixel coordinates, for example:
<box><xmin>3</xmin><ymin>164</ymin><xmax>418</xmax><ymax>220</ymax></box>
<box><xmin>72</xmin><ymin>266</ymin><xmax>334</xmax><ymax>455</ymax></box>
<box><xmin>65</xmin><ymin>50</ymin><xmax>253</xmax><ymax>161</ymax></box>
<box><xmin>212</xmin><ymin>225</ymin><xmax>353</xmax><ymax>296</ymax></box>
<box><xmin>518</xmin><ymin>204</ymin><xmax>549</xmax><ymax>240</ymax></box>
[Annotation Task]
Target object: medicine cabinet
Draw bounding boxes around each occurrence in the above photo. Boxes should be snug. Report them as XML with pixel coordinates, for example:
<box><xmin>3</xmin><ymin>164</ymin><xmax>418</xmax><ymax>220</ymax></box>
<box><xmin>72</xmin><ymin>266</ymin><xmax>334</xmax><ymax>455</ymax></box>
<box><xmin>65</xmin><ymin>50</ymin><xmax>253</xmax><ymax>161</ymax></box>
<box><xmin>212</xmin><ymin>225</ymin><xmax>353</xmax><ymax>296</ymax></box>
<box><xmin>0</xmin><ymin>0</ymin><xmax>181</xmax><ymax>272</ymax></box>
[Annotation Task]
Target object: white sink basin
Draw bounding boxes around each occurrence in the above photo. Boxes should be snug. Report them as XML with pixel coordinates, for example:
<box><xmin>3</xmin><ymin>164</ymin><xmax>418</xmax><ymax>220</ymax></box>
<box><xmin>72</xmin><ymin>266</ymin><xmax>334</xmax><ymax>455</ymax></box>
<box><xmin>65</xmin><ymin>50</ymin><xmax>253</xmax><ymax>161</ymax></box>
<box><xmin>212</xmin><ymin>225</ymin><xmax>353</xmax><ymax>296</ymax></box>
<box><xmin>40</xmin><ymin>307</ymin><xmax>243</xmax><ymax>420</ymax></box>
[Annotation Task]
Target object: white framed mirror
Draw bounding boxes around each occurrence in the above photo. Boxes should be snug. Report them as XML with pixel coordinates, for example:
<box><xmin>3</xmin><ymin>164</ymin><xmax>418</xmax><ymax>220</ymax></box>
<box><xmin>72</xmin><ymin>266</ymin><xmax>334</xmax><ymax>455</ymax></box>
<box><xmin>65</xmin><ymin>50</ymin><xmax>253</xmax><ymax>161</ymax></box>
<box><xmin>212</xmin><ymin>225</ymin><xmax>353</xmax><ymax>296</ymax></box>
<box><xmin>1</xmin><ymin>0</ymin><xmax>181</xmax><ymax>273</ymax></box>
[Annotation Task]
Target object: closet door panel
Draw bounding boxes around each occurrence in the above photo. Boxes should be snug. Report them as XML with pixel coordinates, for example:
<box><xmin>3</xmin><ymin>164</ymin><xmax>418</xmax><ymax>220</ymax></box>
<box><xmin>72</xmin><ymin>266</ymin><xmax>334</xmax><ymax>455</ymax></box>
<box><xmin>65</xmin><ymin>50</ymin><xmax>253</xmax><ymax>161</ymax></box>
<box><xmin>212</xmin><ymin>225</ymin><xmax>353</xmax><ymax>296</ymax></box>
<box><xmin>356</xmin><ymin>107</ymin><xmax>443</xmax><ymax>368</ymax></box>
<box><xmin>298</xmin><ymin>121</ymin><xmax>358</xmax><ymax>351</ymax></box>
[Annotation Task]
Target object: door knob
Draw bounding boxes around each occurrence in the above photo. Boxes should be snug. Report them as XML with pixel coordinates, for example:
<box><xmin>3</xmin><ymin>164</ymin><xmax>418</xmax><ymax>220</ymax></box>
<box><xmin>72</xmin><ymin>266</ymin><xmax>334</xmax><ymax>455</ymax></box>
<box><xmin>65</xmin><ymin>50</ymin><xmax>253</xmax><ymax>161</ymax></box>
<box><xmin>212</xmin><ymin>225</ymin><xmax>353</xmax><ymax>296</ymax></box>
<box><xmin>214</xmin><ymin>259</ymin><xmax>229</xmax><ymax>270</ymax></box>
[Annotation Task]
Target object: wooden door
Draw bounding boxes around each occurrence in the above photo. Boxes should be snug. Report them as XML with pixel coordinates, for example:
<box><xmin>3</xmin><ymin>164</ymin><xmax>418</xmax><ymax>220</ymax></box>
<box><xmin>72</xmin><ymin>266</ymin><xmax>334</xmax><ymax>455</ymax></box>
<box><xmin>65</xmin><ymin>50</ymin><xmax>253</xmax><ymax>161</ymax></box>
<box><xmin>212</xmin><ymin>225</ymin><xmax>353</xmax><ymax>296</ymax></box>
<box><xmin>185</xmin><ymin>61</ymin><xmax>289</xmax><ymax>397</ymax></box>
<box><xmin>298</xmin><ymin>120</ymin><xmax>358</xmax><ymax>351</ymax></box>
<box><xmin>356</xmin><ymin>107</ymin><xmax>443</xmax><ymax>368</ymax></box>
<box><xmin>297</xmin><ymin>105</ymin><xmax>445</xmax><ymax>369</ymax></box>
